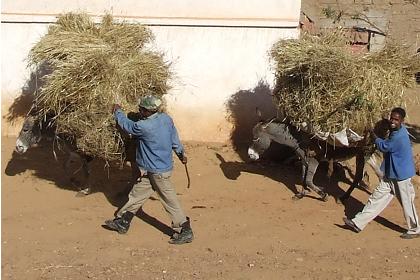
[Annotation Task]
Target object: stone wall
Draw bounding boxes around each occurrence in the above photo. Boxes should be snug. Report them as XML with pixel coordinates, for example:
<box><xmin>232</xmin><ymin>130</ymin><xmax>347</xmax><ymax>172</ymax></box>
<box><xmin>301</xmin><ymin>0</ymin><xmax>420</xmax><ymax>52</ymax></box>
<box><xmin>300</xmin><ymin>0</ymin><xmax>420</xmax><ymax>126</ymax></box>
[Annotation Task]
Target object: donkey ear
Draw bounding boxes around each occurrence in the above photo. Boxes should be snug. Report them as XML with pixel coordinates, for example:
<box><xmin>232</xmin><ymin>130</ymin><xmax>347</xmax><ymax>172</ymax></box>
<box><xmin>256</xmin><ymin>107</ymin><xmax>262</xmax><ymax>121</ymax></box>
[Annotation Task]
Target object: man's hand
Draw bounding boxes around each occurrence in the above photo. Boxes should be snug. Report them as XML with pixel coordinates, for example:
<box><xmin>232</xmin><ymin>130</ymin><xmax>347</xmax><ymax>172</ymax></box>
<box><xmin>369</xmin><ymin>128</ymin><xmax>378</xmax><ymax>140</ymax></box>
<box><xmin>181</xmin><ymin>155</ymin><xmax>188</xmax><ymax>164</ymax></box>
<box><xmin>112</xmin><ymin>104</ymin><xmax>121</xmax><ymax>114</ymax></box>
<box><xmin>177</xmin><ymin>153</ymin><xmax>188</xmax><ymax>164</ymax></box>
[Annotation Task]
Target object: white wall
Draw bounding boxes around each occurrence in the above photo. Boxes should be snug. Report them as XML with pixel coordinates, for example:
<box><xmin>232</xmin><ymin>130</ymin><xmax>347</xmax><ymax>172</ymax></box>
<box><xmin>1</xmin><ymin>0</ymin><xmax>301</xmax><ymax>142</ymax></box>
<box><xmin>153</xmin><ymin>26</ymin><xmax>298</xmax><ymax>141</ymax></box>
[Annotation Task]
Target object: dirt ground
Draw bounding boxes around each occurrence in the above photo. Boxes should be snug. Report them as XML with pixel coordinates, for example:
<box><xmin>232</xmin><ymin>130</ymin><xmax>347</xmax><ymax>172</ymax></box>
<box><xmin>2</xmin><ymin>130</ymin><xmax>420</xmax><ymax>280</ymax></box>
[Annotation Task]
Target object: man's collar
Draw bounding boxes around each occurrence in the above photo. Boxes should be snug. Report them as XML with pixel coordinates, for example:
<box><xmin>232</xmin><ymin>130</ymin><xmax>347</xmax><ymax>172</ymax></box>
<box><xmin>146</xmin><ymin>112</ymin><xmax>159</xmax><ymax>119</ymax></box>
<box><xmin>391</xmin><ymin>124</ymin><xmax>404</xmax><ymax>133</ymax></box>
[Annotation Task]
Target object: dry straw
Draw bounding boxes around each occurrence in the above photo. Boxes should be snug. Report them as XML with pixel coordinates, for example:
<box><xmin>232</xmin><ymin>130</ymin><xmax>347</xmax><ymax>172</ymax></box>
<box><xmin>270</xmin><ymin>30</ymin><xmax>419</xmax><ymax>137</ymax></box>
<box><xmin>29</xmin><ymin>13</ymin><xmax>171</xmax><ymax>161</ymax></box>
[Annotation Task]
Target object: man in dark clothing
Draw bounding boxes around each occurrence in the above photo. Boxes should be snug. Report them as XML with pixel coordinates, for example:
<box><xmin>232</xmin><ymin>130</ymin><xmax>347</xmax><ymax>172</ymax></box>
<box><xmin>343</xmin><ymin>107</ymin><xmax>420</xmax><ymax>239</ymax></box>
<box><xmin>104</xmin><ymin>95</ymin><xmax>193</xmax><ymax>245</ymax></box>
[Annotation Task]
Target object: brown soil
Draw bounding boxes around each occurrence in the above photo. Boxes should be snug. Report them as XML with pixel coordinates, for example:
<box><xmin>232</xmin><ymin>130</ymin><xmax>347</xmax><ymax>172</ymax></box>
<box><xmin>2</xmin><ymin>133</ymin><xmax>420</xmax><ymax>280</ymax></box>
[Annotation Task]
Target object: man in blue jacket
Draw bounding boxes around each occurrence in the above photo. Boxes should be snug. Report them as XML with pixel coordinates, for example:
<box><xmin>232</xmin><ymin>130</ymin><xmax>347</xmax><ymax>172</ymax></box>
<box><xmin>105</xmin><ymin>95</ymin><xmax>193</xmax><ymax>245</ymax></box>
<box><xmin>343</xmin><ymin>107</ymin><xmax>420</xmax><ymax>239</ymax></box>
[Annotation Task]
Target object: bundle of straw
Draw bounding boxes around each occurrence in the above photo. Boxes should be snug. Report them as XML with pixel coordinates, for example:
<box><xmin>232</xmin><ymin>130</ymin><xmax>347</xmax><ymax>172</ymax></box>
<box><xmin>270</xmin><ymin>30</ymin><xmax>419</xmax><ymax>138</ymax></box>
<box><xmin>29</xmin><ymin>13</ymin><xmax>171</xmax><ymax>161</ymax></box>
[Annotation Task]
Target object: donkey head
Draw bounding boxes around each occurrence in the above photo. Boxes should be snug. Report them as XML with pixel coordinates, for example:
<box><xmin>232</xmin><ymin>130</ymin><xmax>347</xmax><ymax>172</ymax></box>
<box><xmin>15</xmin><ymin>116</ymin><xmax>42</xmax><ymax>154</ymax></box>
<box><xmin>373</xmin><ymin>117</ymin><xmax>391</xmax><ymax>140</ymax></box>
<box><xmin>248</xmin><ymin>121</ymin><xmax>274</xmax><ymax>161</ymax></box>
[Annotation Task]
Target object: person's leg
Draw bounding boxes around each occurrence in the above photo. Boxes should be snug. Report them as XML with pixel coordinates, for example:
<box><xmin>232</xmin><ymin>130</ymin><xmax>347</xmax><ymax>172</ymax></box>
<box><xmin>396</xmin><ymin>178</ymin><xmax>420</xmax><ymax>238</ymax></box>
<box><xmin>116</xmin><ymin>174</ymin><xmax>154</xmax><ymax>217</ymax></box>
<box><xmin>149</xmin><ymin>171</ymin><xmax>193</xmax><ymax>244</ymax></box>
<box><xmin>149</xmin><ymin>172</ymin><xmax>187</xmax><ymax>227</ymax></box>
<box><xmin>350</xmin><ymin>179</ymin><xmax>394</xmax><ymax>230</ymax></box>
<box><xmin>105</xmin><ymin>174</ymin><xmax>154</xmax><ymax>234</ymax></box>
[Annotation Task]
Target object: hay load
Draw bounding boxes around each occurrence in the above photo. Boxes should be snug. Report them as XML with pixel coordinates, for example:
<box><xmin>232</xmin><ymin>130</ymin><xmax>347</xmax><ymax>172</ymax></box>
<box><xmin>270</xmin><ymin>31</ymin><xmax>419</xmax><ymax>146</ymax></box>
<box><xmin>28</xmin><ymin>13</ymin><xmax>171</xmax><ymax>161</ymax></box>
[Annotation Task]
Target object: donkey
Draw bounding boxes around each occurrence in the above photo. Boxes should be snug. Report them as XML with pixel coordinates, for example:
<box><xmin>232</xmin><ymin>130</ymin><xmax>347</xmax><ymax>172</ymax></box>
<box><xmin>15</xmin><ymin>114</ymin><xmax>140</xmax><ymax>196</ymax></box>
<box><xmin>248</xmin><ymin>118</ymin><xmax>387</xmax><ymax>202</ymax></box>
<box><xmin>15</xmin><ymin>114</ymin><xmax>96</xmax><ymax>195</ymax></box>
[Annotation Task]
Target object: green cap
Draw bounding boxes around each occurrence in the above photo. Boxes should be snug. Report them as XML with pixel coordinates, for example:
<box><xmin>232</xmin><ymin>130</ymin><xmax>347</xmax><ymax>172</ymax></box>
<box><xmin>138</xmin><ymin>95</ymin><xmax>162</xmax><ymax>111</ymax></box>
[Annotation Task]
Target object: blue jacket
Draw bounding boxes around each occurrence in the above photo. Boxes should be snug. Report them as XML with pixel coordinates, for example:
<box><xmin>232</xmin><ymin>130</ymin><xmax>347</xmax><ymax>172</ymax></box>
<box><xmin>375</xmin><ymin>125</ymin><xmax>415</xmax><ymax>181</ymax></box>
<box><xmin>114</xmin><ymin>109</ymin><xmax>184</xmax><ymax>173</ymax></box>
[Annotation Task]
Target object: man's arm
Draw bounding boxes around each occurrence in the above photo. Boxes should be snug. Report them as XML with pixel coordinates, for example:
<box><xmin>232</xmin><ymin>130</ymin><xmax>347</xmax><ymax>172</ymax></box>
<box><xmin>114</xmin><ymin>109</ymin><xmax>143</xmax><ymax>137</ymax></box>
<box><xmin>170</xmin><ymin>121</ymin><xmax>187</xmax><ymax>164</ymax></box>
<box><xmin>375</xmin><ymin>136</ymin><xmax>399</xmax><ymax>153</ymax></box>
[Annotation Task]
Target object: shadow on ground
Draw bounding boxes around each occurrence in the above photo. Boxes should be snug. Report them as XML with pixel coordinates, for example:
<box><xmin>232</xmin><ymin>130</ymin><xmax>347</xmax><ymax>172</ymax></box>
<box><xmin>4</xmin><ymin>139</ymin><xmax>134</xmax><ymax>206</ymax></box>
<box><xmin>3</xmin><ymin>63</ymin><xmax>176</xmax><ymax>237</ymax></box>
<box><xmin>5</xmin><ymin>138</ymin><xmax>180</xmax><ymax>237</ymax></box>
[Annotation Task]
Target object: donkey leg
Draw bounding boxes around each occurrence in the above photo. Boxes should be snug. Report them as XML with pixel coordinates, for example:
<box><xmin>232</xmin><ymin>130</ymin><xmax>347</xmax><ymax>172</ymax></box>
<box><xmin>76</xmin><ymin>155</ymin><xmax>92</xmax><ymax>197</ymax></box>
<box><xmin>292</xmin><ymin>159</ymin><xmax>309</xmax><ymax>200</ymax></box>
<box><xmin>65</xmin><ymin>152</ymin><xmax>92</xmax><ymax>197</ymax></box>
<box><xmin>339</xmin><ymin>152</ymin><xmax>365</xmax><ymax>203</ymax></box>
<box><xmin>65</xmin><ymin>152</ymin><xmax>83</xmax><ymax>187</ymax></box>
<box><xmin>305</xmin><ymin>158</ymin><xmax>328</xmax><ymax>201</ymax></box>
<box><xmin>292</xmin><ymin>190</ymin><xmax>309</xmax><ymax>200</ymax></box>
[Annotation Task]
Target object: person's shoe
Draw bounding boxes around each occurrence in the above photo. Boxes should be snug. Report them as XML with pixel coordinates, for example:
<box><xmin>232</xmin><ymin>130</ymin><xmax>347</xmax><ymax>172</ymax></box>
<box><xmin>169</xmin><ymin>217</ymin><xmax>194</xmax><ymax>245</ymax></box>
<box><xmin>104</xmin><ymin>211</ymin><xmax>134</xmax><ymax>234</ymax></box>
<box><xmin>343</xmin><ymin>217</ymin><xmax>361</xmax><ymax>233</ymax></box>
<box><xmin>400</xmin><ymin>232</ymin><xmax>420</xmax><ymax>239</ymax></box>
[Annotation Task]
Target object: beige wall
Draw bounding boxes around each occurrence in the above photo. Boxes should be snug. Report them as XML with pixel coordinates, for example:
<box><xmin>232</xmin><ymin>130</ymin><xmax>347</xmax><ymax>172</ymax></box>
<box><xmin>1</xmin><ymin>0</ymin><xmax>301</xmax><ymax>142</ymax></box>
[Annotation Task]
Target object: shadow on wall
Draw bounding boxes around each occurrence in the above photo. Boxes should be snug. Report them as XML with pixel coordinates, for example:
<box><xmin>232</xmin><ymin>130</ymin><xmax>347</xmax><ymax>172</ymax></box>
<box><xmin>5</xmin><ymin>64</ymin><xmax>51</xmax><ymax>123</ymax></box>
<box><xmin>225</xmin><ymin>80</ymin><xmax>295</xmax><ymax>162</ymax></box>
<box><xmin>226</xmin><ymin>80</ymin><xmax>277</xmax><ymax>160</ymax></box>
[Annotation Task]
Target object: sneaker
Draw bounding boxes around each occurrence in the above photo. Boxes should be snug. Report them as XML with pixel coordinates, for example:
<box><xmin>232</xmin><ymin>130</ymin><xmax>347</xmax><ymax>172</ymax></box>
<box><xmin>169</xmin><ymin>228</ymin><xmax>194</xmax><ymax>245</ymax></box>
<box><xmin>400</xmin><ymin>232</ymin><xmax>420</xmax><ymax>239</ymax></box>
<box><xmin>343</xmin><ymin>217</ymin><xmax>361</xmax><ymax>233</ymax></box>
<box><xmin>105</xmin><ymin>217</ymin><xmax>130</xmax><ymax>234</ymax></box>
<box><xmin>169</xmin><ymin>217</ymin><xmax>194</xmax><ymax>245</ymax></box>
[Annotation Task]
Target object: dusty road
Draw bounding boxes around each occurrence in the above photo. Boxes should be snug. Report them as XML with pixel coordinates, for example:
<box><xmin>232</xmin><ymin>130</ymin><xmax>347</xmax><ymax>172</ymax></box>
<box><xmin>2</xmin><ymin>135</ymin><xmax>420</xmax><ymax>280</ymax></box>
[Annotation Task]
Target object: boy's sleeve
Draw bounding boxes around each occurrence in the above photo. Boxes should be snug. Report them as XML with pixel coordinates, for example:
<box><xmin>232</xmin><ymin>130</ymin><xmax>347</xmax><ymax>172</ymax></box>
<box><xmin>375</xmin><ymin>136</ymin><xmax>399</xmax><ymax>153</ymax></box>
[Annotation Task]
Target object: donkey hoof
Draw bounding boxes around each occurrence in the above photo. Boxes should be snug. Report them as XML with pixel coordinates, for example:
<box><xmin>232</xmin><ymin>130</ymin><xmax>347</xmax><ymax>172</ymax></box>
<box><xmin>292</xmin><ymin>193</ymin><xmax>305</xmax><ymax>200</ymax></box>
<box><xmin>335</xmin><ymin>197</ymin><xmax>345</xmax><ymax>205</ymax></box>
<box><xmin>320</xmin><ymin>193</ymin><xmax>329</xmax><ymax>202</ymax></box>
<box><xmin>75</xmin><ymin>188</ymin><xmax>91</xmax><ymax>197</ymax></box>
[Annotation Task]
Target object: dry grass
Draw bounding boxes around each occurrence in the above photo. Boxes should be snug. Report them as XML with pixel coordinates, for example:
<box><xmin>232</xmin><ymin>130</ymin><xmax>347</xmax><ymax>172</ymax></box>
<box><xmin>29</xmin><ymin>13</ymin><xmax>171</xmax><ymax>161</ymax></box>
<box><xmin>270</xmin><ymin>30</ymin><xmax>420</xmax><ymax>136</ymax></box>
